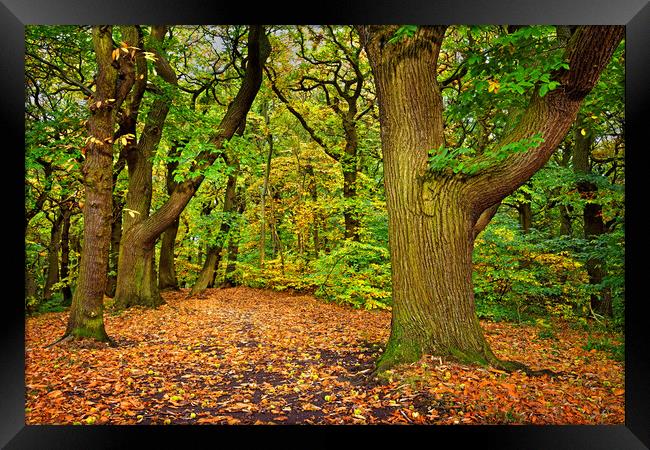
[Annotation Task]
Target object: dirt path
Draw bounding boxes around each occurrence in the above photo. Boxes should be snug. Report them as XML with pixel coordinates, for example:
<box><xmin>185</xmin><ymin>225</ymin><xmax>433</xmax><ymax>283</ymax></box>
<box><xmin>25</xmin><ymin>287</ymin><xmax>624</xmax><ymax>425</ymax></box>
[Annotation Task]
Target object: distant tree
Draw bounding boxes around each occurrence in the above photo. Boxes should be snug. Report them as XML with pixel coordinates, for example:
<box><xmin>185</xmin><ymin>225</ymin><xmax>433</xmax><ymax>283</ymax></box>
<box><xmin>267</xmin><ymin>25</ymin><xmax>375</xmax><ymax>242</ymax></box>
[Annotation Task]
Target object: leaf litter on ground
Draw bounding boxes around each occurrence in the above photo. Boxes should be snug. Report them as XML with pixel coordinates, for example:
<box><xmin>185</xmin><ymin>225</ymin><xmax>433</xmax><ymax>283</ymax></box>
<box><xmin>25</xmin><ymin>287</ymin><xmax>624</xmax><ymax>425</ymax></box>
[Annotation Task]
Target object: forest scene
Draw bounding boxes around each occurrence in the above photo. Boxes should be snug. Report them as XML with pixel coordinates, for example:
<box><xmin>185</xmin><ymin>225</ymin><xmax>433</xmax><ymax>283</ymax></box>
<box><xmin>25</xmin><ymin>24</ymin><xmax>625</xmax><ymax>425</ymax></box>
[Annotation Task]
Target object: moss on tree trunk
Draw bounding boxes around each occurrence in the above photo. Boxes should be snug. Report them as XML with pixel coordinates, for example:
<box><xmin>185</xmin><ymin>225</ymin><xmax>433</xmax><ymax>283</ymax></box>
<box><xmin>113</xmin><ymin>238</ymin><xmax>163</xmax><ymax>309</ymax></box>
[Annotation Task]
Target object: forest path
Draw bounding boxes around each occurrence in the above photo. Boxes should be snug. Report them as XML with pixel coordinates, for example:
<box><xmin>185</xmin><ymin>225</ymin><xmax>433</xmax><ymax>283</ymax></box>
<box><xmin>25</xmin><ymin>287</ymin><xmax>624</xmax><ymax>425</ymax></box>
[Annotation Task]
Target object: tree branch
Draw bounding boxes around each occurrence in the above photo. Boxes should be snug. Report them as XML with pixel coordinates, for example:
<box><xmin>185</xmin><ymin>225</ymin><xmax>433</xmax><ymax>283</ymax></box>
<box><xmin>465</xmin><ymin>26</ymin><xmax>624</xmax><ymax>218</ymax></box>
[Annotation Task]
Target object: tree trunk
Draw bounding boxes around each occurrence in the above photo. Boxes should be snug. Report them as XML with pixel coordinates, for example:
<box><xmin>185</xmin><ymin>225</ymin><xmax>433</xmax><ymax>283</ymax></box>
<box><xmin>158</xmin><ymin>217</ymin><xmax>180</xmax><ymax>290</ymax></box>
<box><xmin>113</xmin><ymin>26</ymin><xmax>176</xmax><ymax>309</ymax></box>
<box><xmin>64</xmin><ymin>26</ymin><xmax>136</xmax><ymax>341</ymax></box>
<box><xmin>192</xmin><ymin>247</ymin><xmax>223</xmax><ymax>295</ymax></box>
<box><xmin>268</xmin><ymin>187</ymin><xmax>285</xmax><ymax>273</ymax></box>
<box><xmin>158</xmin><ymin>143</ymin><xmax>183</xmax><ymax>291</ymax></box>
<box><xmin>358</xmin><ymin>25</ymin><xmax>623</xmax><ymax>371</ymax></box>
<box><xmin>559</xmin><ymin>205</ymin><xmax>573</xmax><ymax>236</ymax></box>
<box><xmin>105</xmin><ymin>195</ymin><xmax>123</xmax><ymax>297</ymax></box>
<box><xmin>518</xmin><ymin>191</ymin><xmax>533</xmax><ymax>234</ymax></box>
<box><xmin>223</xmin><ymin>189</ymin><xmax>246</xmax><ymax>287</ymax></box>
<box><xmin>260</xmin><ymin>103</ymin><xmax>274</xmax><ymax>268</ymax></box>
<box><xmin>114</xmin><ymin>26</ymin><xmax>270</xmax><ymax>308</ymax></box>
<box><xmin>342</xmin><ymin>117</ymin><xmax>360</xmax><ymax>241</ymax></box>
<box><xmin>113</xmin><ymin>91</ymin><xmax>170</xmax><ymax>308</ymax></box>
<box><xmin>574</xmin><ymin>117</ymin><xmax>612</xmax><ymax>317</ymax></box>
<box><xmin>43</xmin><ymin>211</ymin><xmax>64</xmax><ymax>301</ymax></box>
<box><xmin>190</xmin><ymin>169</ymin><xmax>239</xmax><ymax>296</ymax></box>
<box><xmin>59</xmin><ymin>204</ymin><xmax>73</xmax><ymax>305</ymax></box>
<box><xmin>360</xmin><ymin>26</ymin><xmax>497</xmax><ymax>371</ymax></box>
<box><xmin>305</xmin><ymin>165</ymin><xmax>320</xmax><ymax>256</ymax></box>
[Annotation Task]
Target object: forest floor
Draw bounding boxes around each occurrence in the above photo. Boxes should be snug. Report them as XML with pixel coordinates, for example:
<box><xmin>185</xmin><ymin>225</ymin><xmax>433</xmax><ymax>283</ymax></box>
<box><xmin>25</xmin><ymin>287</ymin><xmax>624</xmax><ymax>425</ymax></box>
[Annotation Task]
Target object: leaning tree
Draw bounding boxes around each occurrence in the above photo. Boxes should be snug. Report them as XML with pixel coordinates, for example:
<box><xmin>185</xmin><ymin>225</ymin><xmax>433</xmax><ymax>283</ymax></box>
<box><xmin>112</xmin><ymin>25</ymin><xmax>271</xmax><ymax>309</ymax></box>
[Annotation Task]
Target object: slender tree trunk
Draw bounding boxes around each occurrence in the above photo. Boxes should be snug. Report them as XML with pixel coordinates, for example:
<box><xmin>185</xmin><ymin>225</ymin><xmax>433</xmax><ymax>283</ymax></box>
<box><xmin>518</xmin><ymin>191</ymin><xmax>533</xmax><ymax>234</ymax></box>
<box><xmin>190</xmin><ymin>168</ymin><xmax>238</xmax><ymax>296</ymax></box>
<box><xmin>305</xmin><ymin>165</ymin><xmax>320</xmax><ymax>256</ymax></box>
<box><xmin>558</xmin><ymin>144</ymin><xmax>573</xmax><ymax>236</ymax></box>
<box><xmin>192</xmin><ymin>247</ymin><xmax>223</xmax><ymax>295</ymax></box>
<box><xmin>159</xmin><ymin>143</ymin><xmax>183</xmax><ymax>291</ymax></box>
<box><xmin>59</xmin><ymin>205</ymin><xmax>73</xmax><ymax>305</ymax></box>
<box><xmin>573</xmin><ymin>117</ymin><xmax>612</xmax><ymax>317</ymax></box>
<box><xmin>358</xmin><ymin>25</ymin><xmax>623</xmax><ymax>371</ymax></box>
<box><xmin>559</xmin><ymin>205</ymin><xmax>573</xmax><ymax>236</ymax></box>
<box><xmin>342</xmin><ymin>118</ymin><xmax>360</xmax><ymax>241</ymax></box>
<box><xmin>260</xmin><ymin>103</ymin><xmax>274</xmax><ymax>269</ymax></box>
<box><xmin>223</xmin><ymin>190</ymin><xmax>245</xmax><ymax>287</ymax></box>
<box><xmin>105</xmin><ymin>195</ymin><xmax>123</xmax><ymax>297</ymax></box>
<box><xmin>158</xmin><ymin>217</ymin><xmax>180</xmax><ymax>290</ymax></box>
<box><xmin>268</xmin><ymin>188</ymin><xmax>285</xmax><ymax>273</ymax></box>
<box><xmin>43</xmin><ymin>212</ymin><xmax>64</xmax><ymax>300</ymax></box>
<box><xmin>223</xmin><ymin>239</ymin><xmax>241</xmax><ymax>287</ymax></box>
<box><xmin>64</xmin><ymin>26</ymin><xmax>136</xmax><ymax>341</ymax></box>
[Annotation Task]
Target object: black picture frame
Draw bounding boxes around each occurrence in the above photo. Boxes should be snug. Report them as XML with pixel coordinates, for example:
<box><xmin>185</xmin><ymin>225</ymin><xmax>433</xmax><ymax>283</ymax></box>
<box><xmin>5</xmin><ymin>0</ymin><xmax>648</xmax><ymax>448</ymax></box>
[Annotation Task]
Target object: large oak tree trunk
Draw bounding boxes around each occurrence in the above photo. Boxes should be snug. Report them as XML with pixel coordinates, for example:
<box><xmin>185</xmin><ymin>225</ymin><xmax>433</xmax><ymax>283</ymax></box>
<box><xmin>359</xmin><ymin>25</ymin><xmax>623</xmax><ymax>372</ymax></box>
<box><xmin>112</xmin><ymin>93</ymin><xmax>170</xmax><ymax>309</ymax></box>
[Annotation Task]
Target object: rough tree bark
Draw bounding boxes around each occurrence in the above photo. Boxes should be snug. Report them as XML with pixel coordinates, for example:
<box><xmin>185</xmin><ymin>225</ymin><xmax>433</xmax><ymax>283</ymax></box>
<box><xmin>62</xmin><ymin>26</ymin><xmax>137</xmax><ymax>341</ymax></box>
<box><xmin>114</xmin><ymin>26</ymin><xmax>270</xmax><ymax>308</ymax></box>
<box><xmin>358</xmin><ymin>25</ymin><xmax>623</xmax><ymax>372</ymax></box>
<box><xmin>112</xmin><ymin>26</ymin><xmax>177</xmax><ymax>309</ymax></box>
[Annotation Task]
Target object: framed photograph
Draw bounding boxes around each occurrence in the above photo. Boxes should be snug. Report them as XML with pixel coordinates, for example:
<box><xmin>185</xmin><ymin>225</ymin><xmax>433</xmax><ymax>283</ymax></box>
<box><xmin>7</xmin><ymin>0</ymin><xmax>648</xmax><ymax>448</ymax></box>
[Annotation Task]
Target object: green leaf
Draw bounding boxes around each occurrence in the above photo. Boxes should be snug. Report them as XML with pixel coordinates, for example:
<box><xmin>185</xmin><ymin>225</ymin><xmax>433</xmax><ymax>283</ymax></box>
<box><xmin>539</xmin><ymin>84</ymin><xmax>549</xmax><ymax>97</ymax></box>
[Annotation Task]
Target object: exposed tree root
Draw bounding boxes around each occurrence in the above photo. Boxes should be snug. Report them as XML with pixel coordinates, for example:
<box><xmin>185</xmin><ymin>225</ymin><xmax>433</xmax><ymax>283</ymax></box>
<box><xmin>44</xmin><ymin>333</ymin><xmax>117</xmax><ymax>349</ymax></box>
<box><xmin>44</xmin><ymin>334</ymin><xmax>73</xmax><ymax>349</ymax></box>
<box><xmin>492</xmin><ymin>358</ymin><xmax>561</xmax><ymax>377</ymax></box>
<box><xmin>372</xmin><ymin>348</ymin><xmax>561</xmax><ymax>380</ymax></box>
